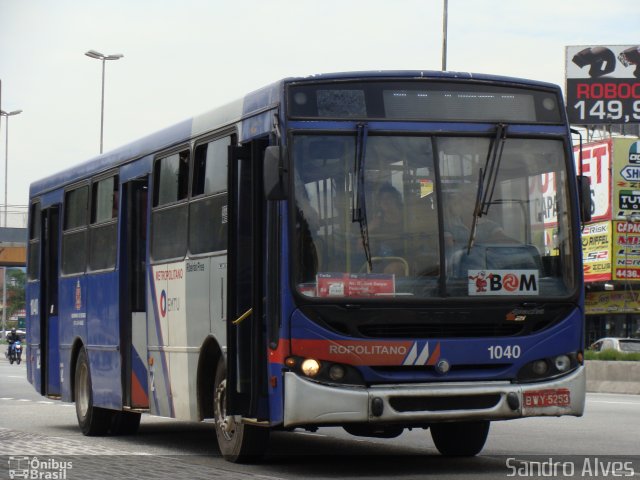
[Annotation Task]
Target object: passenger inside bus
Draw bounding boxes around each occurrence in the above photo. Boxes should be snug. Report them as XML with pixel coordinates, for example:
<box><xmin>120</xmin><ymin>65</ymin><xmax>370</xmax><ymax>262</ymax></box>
<box><xmin>367</xmin><ymin>183</ymin><xmax>408</xmax><ymax>276</ymax></box>
<box><xmin>443</xmin><ymin>187</ymin><xmax>510</xmax><ymax>248</ymax></box>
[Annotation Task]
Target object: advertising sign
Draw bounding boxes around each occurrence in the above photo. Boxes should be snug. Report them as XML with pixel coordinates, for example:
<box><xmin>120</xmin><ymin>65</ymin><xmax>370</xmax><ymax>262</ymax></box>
<box><xmin>612</xmin><ymin>220</ymin><xmax>640</xmax><ymax>281</ymax></box>
<box><xmin>573</xmin><ymin>140</ymin><xmax>612</xmax><ymax>221</ymax></box>
<box><xmin>467</xmin><ymin>270</ymin><xmax>539</xmax><ymax>296</ymax></box>
<box><xmin>581</xmin><ymin>221</ymin><xmax>612</xmax><ymax>282</ymax></box>
<box><xmin>612</xmin><ymin>138</ymin><xmax>640</xmax><ymax>217</ymax></box>
<box><xmin>585</xmin><ymin>290</ymin><xmax>640</xmax><ymax>315</ymax></box>
<box><xmin>566</xmin><ymin>45</ymin><xmax>640</xmax><ymax>125</ymax></box>
<box><xmin>317</xmin><ymin>273</ymin><xmax>395</xmax><ymax>297</ymax></box>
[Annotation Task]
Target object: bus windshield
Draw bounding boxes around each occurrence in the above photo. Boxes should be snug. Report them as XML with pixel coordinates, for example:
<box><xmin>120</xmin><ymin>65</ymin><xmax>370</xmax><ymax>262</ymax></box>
<box><xmin>292</xmin><ymin>133</ymin><xmax>575</xmax><ymax>300</ymax></box>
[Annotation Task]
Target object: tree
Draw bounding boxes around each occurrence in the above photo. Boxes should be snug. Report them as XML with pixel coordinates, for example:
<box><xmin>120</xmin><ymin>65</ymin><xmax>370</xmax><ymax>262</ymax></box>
<box><xmin>6</xmin><ymin>268</ymin><xmax>25</xmax><ymax>320</ymax></box>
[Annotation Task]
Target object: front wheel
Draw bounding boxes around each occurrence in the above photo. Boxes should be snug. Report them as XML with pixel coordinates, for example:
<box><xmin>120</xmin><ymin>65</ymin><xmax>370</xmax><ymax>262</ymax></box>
<box><xmin>430</xmin><ymin>420</ymin><xmax>490</xmax><ymax>457</ymax></box>
<box><xmin>74</xmin><ymin>348</ymin><xmax>113</xmax><ymax>436</ymax></box>
<box><xmin>213</xmin><ymin>360</ymin><xmax>269</xmax><ymax>463</ymax></box>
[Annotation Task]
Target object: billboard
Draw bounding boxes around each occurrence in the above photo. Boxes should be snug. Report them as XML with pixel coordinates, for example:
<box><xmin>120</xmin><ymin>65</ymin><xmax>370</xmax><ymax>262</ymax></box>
<box><xmin>581</xmin><ymin>221</ymin><xmax>612</xmax><ymax>283</ymax></box>
<box><xmin>612</xmin><ymin>220</ymin><xmax>640</xmax><ymax>281</ymax></box>
<box><xmin>585</xmin><ymin>290</ymin><xmax>640</xmax><ymax>315</ymax></box>
<box><xmin>574</xmin><ymin>140</ymin><xmax>612</xmax><ymax>221</ymax></box>
<box><xmin>612</xmin><ymin>138</ymin><xmax>640</xmax><ymax>217</ymax></box>
<box><xmin>566</xmin><ymin>45</ymin><xmax>640</xmax><ymax>125</ymax></box>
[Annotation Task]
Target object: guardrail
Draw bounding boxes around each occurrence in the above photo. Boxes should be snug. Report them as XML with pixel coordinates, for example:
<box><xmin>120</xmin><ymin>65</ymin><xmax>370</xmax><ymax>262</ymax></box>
<box><xmin>585</xmin><ymin>360</ymin><xmax>640</xmax><ymax>395</ymax></box>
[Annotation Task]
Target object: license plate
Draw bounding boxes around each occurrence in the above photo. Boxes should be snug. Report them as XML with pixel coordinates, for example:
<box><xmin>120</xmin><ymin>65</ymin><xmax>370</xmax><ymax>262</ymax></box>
<box><xmin>523</xmin><ymin>388</ymin><xmax>571</xmax><ymax>408</ymax></box>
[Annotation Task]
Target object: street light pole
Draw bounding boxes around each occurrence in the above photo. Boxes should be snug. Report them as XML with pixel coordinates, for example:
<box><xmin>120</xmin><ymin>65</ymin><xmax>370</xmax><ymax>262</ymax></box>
<box><xmin>0</xmin><ymin>109</ymin><xmax>22</xmax><ymax>227</ymax></box>
<box><xmin>442</xmin><ymin>0</ymin><xmax>448</xmax><ymax>71</ymax></box>
<box><xmin>85</xmin><ymin>50</ymin><xmax>123</xmax><ymax>154</ymax></box>
<box><xmin>0</xmin><ymin>108</ymin><xmax>21</xmax><ymax>336</ymax></box>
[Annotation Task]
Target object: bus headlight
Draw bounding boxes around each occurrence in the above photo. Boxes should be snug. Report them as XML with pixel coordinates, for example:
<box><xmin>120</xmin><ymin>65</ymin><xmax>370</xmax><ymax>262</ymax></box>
<box><xmin>516</xmin><ymin>352</ymin><xmax>579</xmax><ymax>382</ymax></box>
<box><xmin>554</xmin><ymin>355</ymin><xmax>571</xmax><ymax>372</ymax></box>
<box><xmin>301</xmin><ymin>358</ymin><xmax>321</xmax><ymax>377</ymax></box>
<box><xmin>531</xmin><ymin>360</ymin><xmax>548</xmax><ymax>376</ymax></box>
<box><xmin>329</xmin><ymin>364</ymin><xmax>346</xmax><ymax>381</ymax></box>
<box><xmin>284</xmin><ymin>355</ymin><xmax>365</xmax><ymax>386</ymax></box>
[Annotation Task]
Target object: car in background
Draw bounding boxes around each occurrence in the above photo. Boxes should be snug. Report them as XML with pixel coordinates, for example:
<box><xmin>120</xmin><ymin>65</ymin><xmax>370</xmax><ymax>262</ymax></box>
<box><xmin>589</xmin><ymin>337</ymin><xmax>640</xmax><ymax>353</ymax></box>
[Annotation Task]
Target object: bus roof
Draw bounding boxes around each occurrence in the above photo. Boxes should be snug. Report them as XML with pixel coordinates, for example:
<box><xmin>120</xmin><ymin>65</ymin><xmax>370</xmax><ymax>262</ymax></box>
<box><xmin>29</xmin><ymin>70</ymin><xmax>560</xmax><ymax>198</ymax></box>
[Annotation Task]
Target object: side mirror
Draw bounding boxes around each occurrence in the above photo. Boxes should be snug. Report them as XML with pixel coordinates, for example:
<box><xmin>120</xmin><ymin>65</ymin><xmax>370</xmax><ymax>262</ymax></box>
<box><xmin>264</xmin><ymin>146</ymin><xmax>288</xmax><ymax>200</ymax></box>
<box><xmin>577</xmin><ymin>175</ymin><xmax>592</xmax><ymax>223</ymax></box>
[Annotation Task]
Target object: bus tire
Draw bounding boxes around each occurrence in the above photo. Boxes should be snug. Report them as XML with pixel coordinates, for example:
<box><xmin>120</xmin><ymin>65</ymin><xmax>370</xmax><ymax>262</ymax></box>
<box><xmin>110</xmin><ymin>411</ymin><xmax>141</xmax><ymax>435</ymax></box>
<box><xmin>213</xmin><ymin>360</ymin><xmax>269</xmax><ymax>463</ymax></box>
<box><xmin>74</xmin><ymin>348</ymin><xmax>112</xmax><ymax>436</ymax></box>
<box><xmin>430</xmin><ymin>420</ymin><xmax>490</xmax><ymax>457</ymax></box>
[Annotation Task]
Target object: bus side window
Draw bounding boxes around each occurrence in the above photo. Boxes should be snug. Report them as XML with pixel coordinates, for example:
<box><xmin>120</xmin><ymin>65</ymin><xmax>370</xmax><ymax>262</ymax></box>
<box><xmin>28</xmin><ymin>202</ymin><xmax>42</xmax><ymax>281</ymax></box>
<box><xmin>88</xmin><ymin>175</ymin><xmax>118</xmax><ymax>271</ymax></box>
<box><xmin>62</xmin><ymin>185</ymin><xmax>89</xmax><ymax>275</ymax></box>
<box><xmin>190</xmin><ymin>136</ymin><xmax>230</xmax><ymax>254</ymax></box>
<box><xmin>151</xmin><ymin>149</ymin><xmax>190</xmax><ymax>261</ymax></box>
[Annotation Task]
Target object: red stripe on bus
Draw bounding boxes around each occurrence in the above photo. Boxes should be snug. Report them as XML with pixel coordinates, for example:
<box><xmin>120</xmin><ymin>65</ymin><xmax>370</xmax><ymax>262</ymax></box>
<box><xmin>268</xmin><ymin>339</ymin><xmax>291</xmax><ymax>364</ymax></box>
<box><xmin>427</xmin><ymin>342</ymin><xmax>441</xmax><ymax>366</ymax></box>
<box><xmin>131</xmin><ymin>371</ymin><xmax>149</xmax><ymax>409</ymax></box>
<box><xmin>290</xmin><ymin>339</ymin><xmax>414</xmax><ymax>366</ymax></box>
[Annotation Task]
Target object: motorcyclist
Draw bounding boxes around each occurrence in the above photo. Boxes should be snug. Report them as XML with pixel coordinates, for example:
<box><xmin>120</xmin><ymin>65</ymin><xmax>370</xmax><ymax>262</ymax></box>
<box><xmin>6</xmin><ymin>328</ymin><xmax>19</xmax><ymax>359</ymax></box>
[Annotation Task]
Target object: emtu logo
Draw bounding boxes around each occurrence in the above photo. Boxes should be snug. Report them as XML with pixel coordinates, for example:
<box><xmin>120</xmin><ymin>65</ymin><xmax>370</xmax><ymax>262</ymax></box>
<box><xmin>160</xmin><ymin>290</ymin><xmax>167</xmax><ymax>317</ymax></box>
<box><xmin>629</xmin><ymin>142</ymin><xmax>640</xmax><ymax>165</ymax></box>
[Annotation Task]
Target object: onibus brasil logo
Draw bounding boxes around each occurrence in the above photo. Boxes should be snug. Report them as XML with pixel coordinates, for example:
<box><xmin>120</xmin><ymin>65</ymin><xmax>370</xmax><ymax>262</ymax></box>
<box><xmin>8</xmin><ymin>456</ymin><xmax>72</xmax><ymax>479</ymax></box>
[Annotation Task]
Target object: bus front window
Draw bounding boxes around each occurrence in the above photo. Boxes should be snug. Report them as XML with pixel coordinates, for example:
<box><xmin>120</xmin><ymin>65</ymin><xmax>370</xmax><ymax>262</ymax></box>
<box><xmin>292</xmin><ymin>134</ymin><xmax>574</xmax><ymax>300</ymax></box>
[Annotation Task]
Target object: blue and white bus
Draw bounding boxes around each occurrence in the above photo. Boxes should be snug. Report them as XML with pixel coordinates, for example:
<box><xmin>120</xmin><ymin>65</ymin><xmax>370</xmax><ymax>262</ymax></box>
<box><xmin>26</xmin><ymin>71</ymin><xmax>589</xmax><ymax>462</ymax></box>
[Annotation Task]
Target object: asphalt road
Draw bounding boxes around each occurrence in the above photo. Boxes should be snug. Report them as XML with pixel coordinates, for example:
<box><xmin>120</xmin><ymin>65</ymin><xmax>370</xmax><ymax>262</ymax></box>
<box><xmin>1</xmin><ymin>350</ymin><xmax>639</xmax><ymax>480</ymax></box>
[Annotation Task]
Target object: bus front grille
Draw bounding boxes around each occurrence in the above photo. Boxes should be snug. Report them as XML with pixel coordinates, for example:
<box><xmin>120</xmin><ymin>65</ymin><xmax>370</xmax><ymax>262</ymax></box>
<box><xmin>389</xmin><ymin>393</ymin><xmax>502</xmax><ymax>412</ymax></box>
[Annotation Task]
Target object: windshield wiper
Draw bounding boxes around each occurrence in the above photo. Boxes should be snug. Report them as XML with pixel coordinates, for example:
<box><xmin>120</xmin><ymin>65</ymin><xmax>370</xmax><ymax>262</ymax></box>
<box><xmin>467</xmin><ymin>123</ymin><xmax>508</xmax><ymax>253</ymax></box>
<box><xmin>352</xmin><ymin>123</ymin><xmax>372</xmax><ymax>271</ymax></box>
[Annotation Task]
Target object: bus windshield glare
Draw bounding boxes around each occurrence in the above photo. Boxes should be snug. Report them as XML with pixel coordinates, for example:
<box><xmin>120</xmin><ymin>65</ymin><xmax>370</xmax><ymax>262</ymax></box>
<box><xmin>293</xmin><ymin>133</ymin><xmax>575</xmax><ymax>299</ymax></box>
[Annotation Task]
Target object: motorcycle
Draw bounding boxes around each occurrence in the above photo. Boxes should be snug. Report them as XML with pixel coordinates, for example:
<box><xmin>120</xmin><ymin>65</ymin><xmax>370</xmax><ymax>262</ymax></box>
<box><xmin>7</xmin><ymin>340</ymin><xmax>22</xmax><ymax>365</ymax></box>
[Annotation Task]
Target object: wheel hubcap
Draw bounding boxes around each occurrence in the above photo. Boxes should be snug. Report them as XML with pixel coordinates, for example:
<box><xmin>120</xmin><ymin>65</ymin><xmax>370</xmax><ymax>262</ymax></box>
<box><xmin>215</xmin><ymin>378</ymin><xmax>236</xmax><ymax>441</ymax></box>
<box><xmin>77</xmin><ymin>363</ymin><xmax>89</xmax><ymax>418</ymax></box>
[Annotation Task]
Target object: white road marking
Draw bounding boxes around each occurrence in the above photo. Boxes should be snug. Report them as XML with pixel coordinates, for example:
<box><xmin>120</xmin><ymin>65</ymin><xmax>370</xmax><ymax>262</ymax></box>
<box><xmin>293</xmin><ymin>431</ymin><xmax>326</xmax><ymax>437</ymax></box>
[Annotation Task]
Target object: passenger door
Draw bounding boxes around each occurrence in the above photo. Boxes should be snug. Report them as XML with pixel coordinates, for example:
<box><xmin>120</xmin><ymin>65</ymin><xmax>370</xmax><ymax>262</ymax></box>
<box><xmin>41</xmin><ymin>206</ymin><xmax>61</xmax><ymax>396</ymax></box>
<box><xmin>121</xmin><ymin>177</ymin><xmax>149</xmax><ymax>409</ymax></box>
<box><xmin>226</xmin><ymin>139</ymin><xmax>269</xmax><ymax>418</ymax></box>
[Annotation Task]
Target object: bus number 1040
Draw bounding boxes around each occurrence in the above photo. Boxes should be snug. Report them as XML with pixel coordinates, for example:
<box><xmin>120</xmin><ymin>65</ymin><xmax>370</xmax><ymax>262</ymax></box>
<box><xmin>488</xmin><ymin>345</ymin><xmax>522</xmax><ymax>360</ymax></box>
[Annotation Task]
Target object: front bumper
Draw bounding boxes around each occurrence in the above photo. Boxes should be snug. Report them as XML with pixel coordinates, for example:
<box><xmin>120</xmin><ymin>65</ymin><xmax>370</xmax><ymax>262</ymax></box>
<box><xmin>283</xmin><ymin>366</ymin><xmax>585</xmax><ymax>427</ymax></box>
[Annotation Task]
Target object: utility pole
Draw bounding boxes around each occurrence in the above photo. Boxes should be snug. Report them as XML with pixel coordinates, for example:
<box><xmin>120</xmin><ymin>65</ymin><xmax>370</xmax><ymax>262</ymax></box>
<box><xmin>442</xmin><ymin>0</ymin><xmax>448</xmax><ymax>71</ymax></box>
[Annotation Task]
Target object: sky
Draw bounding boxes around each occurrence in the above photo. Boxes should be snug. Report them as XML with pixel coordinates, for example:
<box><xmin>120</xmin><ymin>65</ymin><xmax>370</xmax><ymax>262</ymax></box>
<box><xmin>0</xmin><ymin>0</ymin><xmax>638</xmax><ymax>227</ymax></box>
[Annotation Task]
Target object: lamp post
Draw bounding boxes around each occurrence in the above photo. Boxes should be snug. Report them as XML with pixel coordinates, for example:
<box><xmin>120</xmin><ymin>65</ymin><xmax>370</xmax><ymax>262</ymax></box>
<box><xmin>0</xmin><ymin>109</ymin><xmax>22</xmax><ymax>228</ymax></box>
<box><xmin>85</xmin><ymin>50</ymin><xmax>123</xmax><ymax>154</ymax></box>
<box><xmin>442</xmin><ymin>0</ymin><xmax>448</xmax><ymax>71</ymax></box>
<box><xmin>0</xmin><ymin>108</ymin><xmax>21</xmax><ymax>336</ymax></box>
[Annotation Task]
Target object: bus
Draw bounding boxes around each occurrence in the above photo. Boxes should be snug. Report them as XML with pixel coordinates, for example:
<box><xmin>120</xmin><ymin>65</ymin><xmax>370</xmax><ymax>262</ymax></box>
<box><xmin>26</xmin><ymin>70</ymin><xmax>589</xmax><ymax>462</ymax></box>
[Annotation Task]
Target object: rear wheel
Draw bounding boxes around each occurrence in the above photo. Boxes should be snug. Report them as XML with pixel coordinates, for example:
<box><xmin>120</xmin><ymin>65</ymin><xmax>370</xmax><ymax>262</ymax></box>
<box><xmin>430</xmin><ymin>420</ymin><xmax>490</xmax><ymax>457</ymax></box>
<box><xmin>74</xmin><ymin>348</ymin><xmax>112</xmax><ymax>436</ymax></box>
<box><xmin>213</xmin><ymin>360</ymin><xmax>269</xmax><ymax>462</ymax></box>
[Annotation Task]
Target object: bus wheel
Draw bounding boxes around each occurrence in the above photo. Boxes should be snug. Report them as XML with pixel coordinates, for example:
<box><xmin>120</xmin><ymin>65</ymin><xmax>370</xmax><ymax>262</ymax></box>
<box><xmin>213</xmin><ymin>361</ymin><xmax>269</xmax><ymax>463</ymax></box>
<box><xmin>110</xmin><ymin>411</ymin><xmax>141</xmax><ymax>435</ymax></box>
<box><xmin>74</xmin><ymin>348</ymin><xmax>112</xmax><ymax>436</ymax></box>
<box><xmin>430</xmin><ymin>420</ymin><xmax>490</xmax><ymax>457</ymax></box>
